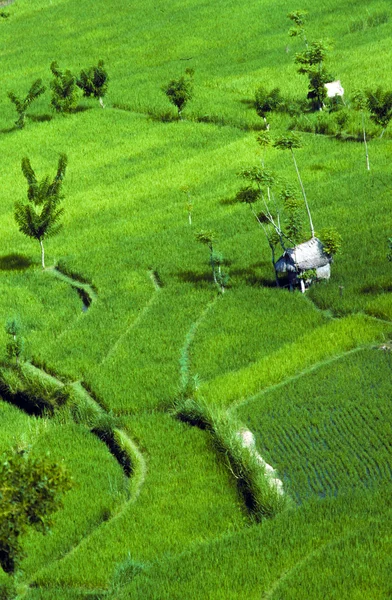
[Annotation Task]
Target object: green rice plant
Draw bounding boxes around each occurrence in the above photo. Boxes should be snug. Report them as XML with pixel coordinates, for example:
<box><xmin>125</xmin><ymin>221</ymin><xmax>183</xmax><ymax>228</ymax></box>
<box><xmin>117</xmin><ymin>486</ymin><xmax>392</xmax><ymax>599</ymax></box>
<box><xmin>235</xmin><ymin>348</ymin><xmax>392</xmax><ymax>501</ymax></box>
<box><xmin>34</xmin><ymin>413</ymin><xmax>244</xmax><ymax>588</ymax></box>
<box><xmin>201</xmin><ymin>314</ymin><xmax>390</xmax><ymax>407</ymax></box>
<box><xmin>0</xmin><ymin>568</ymin><xmax>15</xmax><ymax>600</ymax></box>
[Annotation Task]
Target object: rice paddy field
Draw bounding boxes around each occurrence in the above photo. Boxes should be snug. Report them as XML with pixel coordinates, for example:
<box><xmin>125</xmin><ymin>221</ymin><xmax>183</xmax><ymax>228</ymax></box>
<box><xmin>0</xmin><ymin>0</ymin><xmax>391</xmax><ymax>598</ymax></box>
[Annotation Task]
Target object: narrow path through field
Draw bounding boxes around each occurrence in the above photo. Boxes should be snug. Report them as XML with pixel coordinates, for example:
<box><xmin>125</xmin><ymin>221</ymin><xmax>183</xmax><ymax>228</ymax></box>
<box><xmin>179</xmin><ymin>295</ymin><xmax>219</xmax><ymax>391</ymax></box>
<box><xmin>229</xmin><ymin>346</ymin><xmax>364</xmax><ymax>414</ymax></box>
<box><xmin>99</xmin><ymin>269</ymin><xmax>160</xmax><ymax>366</ymax></box>
<box><xmin>261</xmin><ymin>518</ymin><xmax>385</xmax><ymax>599</ymax></box>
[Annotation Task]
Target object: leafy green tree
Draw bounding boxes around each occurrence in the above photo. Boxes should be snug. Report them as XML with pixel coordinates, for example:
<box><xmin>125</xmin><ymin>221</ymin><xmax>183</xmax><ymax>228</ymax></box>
<box><xmin>288</xmin><ymin>10</ymin><xmax>308</xmax><ymax>47</ymax></box>
<box><xmin>387</xmin><ymin>238</ymin><xmax>392</xmax><ymax>262</ymax></box>
<box><xmin>280</xmin><ymin>185</ymin><xmax>304</xmax><ymax>244</ymax></box>
<box><xmin>14</xmin><ymin>154</ymin><xmax>68</xmax><ymax>269</ymax></box>
<box><xmin>273</xmin><ymin>133</ymin><xmax>315</xmax><ymax>238</ymax></box>
<box><xmin>7</xmin><ymin>79</ymin><xmax>46</xmax><ymax>129</ymax></box>
<box><xmin>295</xmin><ymin>40</ymin><xmax>332</xmax><ymax>110</ymax></box>
<box><xmin>5</xmin><ymin>318</ymin><xmax>24</xmax><ymax>365</ymax></box>
<box><xmin>162</xmin><ymin>68</ymin><xmax>194</xmax><ymax>119</ymax></box>
<box><xmin>365</xmin><ymin>87</ymin><xmax>392</xmax><ymax>137</ymax></box>
<box><xmin>352</xmin><ymin>89</ymin><xmax>370</xmax><ymax>170</ymax></box>
<box><xmin>0</xmin><ymin>447</ymin><xmax>72</xmax><ymax>573</ymax></box>
<box><xmin>77</xmin><ymin>60</ymin><xmax>109</xmax><ymax>108</ymax></box>
<box><xmin>50</xmin><ymin>62</ymin><xmax>78</xmax><ymax>113</ymax></box>
<box><xmin>236</xmin><ymin>166</ymin><xmax>288</xmax><ymax>286</ymax></box>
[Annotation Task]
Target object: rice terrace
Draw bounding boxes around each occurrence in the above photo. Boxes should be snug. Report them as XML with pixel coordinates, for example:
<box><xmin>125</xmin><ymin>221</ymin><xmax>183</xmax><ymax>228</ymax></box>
<box><xmin>0</xmin><ymin>0</ymin><xmax>392</xmax><ymax>598</ymax></box>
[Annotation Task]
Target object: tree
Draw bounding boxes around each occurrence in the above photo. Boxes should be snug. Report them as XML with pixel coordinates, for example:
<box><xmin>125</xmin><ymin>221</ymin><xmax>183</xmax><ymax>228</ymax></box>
<box><xmin>14</xmin><ymin>154</ymin><xmax>68</xmax><ymax>269</ymax></box>
<box><xmin>0</xmin><ymin>447</ymin><xmax>72</xmax><ymax>573</ymax></box>
<box><xmin>77</xmin><ymin>60</ymin><xmax>109</xmax><ymax>108</ymax></box>
<box><xmin>195</xmin><ymin>230</ymin><xmax>228</xmax><ymax>293</ymax></box>
<box><xmin>365</xmin><ymin>87</ymin><xmax>392</xmax><ymax>137</ymax></box>
<box><xmin>387</xmin><ymin>238</ymin><xmax>392</xmax><ymax>262</ymax></box>
<box><xmin>352</xmin><ymin>89</ymin><xmax>370</xmax><ymax>170</ymax></box>
<box><xmin>273</xmin><ymin>133</ymin><xmax>315</xmax><ymax>238</ymax></box>
<box><xmin>50</xmin><ymin>62</ymin><xmax>78</xmax><ymax>113</ymax></box>
<box><xmin>7</xmin><ymin>79</ymin><xmax>46</xmax><ymax>129</ymax></box>
<box><xmin>288</xmin><ymin>10</ymin><xmax>308</xmax><ymax>47</ymax></box>
<box><xmin>162</xmin><ymin>68</ymin><xmax>194</xmax><ymax>119</ymax></box>
<box><xmin>5</xmin><ymin>318</ymin><xmax>24</xmax><ymax>365</ymax></box>
<box><xmin>295</xmin><ymin>40</ymin><xmax>332</xmax><ymax>110</ymax></box>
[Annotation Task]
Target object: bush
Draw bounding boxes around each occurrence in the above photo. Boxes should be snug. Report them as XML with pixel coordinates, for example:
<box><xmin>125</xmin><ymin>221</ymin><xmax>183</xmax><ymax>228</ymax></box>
<box><xmin>0</xmin><ymin>447</ymin><xmax>72</xmax><ymax>572</ymax></box>
<box><xmin>254</xmin><ymin>86</ymin><xmax>283</xmax><ymax>118</ymax></box>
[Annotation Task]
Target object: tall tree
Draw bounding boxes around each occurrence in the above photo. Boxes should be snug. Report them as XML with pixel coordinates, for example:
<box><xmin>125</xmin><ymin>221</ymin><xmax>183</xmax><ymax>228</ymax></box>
<box><xmin>7</xmin><ymin>79</ymin><xmax>46</xmax><ymax>129</ymax></box>
<box><xmin>352</xmin><ymin>89</ymin><xmax>370</xmax><ymax>170</ymax></box>
<box><xmin>273</xmin><ymin>133</ymin><xmax>315</xmax><ymax>238</ymax></box>
<box><xmin>14</xmin><ymin>154</ymin><xmax>68</xmax><ymax>269</ymax></box>
<box><xmin>77</xmin><ymin>60</ymin><xmax>109</xmax><ymax>108</ymax></box>
<box><xmin>295</xmin><ymin>40</ymin><xmax>332</xmax><ymax>110</ymax></box>
<box><xmin>288</xmin><ymin>10</ymin><xmax>308</xmax><ymax>47</ymax></box>
<box><xmin>50</xmin><ymin>62</ymin><xmax>78</xmax><ymax>113</ymax></box>
<box><xmin>195</xmin><ymin>230</ymin><xmax>228</xmax><ymax>293</ymax></box>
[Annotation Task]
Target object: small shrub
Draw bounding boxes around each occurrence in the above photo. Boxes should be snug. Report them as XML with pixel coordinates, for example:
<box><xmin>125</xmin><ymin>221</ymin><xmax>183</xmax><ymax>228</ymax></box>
<box><xmin>314</xmin><ymin>113</ymin><xmax>336</xmax><ymax>135</ymax></box>
<box><xmin>348</xmin><ymin>19</ymin><xmax>364</xmax><ymax>33</ymax></box>
<box><xmin>162</xmin><ymin>68</ymin><xmax>194</xmax><ymax>119</ymax></box>
<box><xmin>254</xmin><ymin>85</ymin><xmax>283</xmax><ymax>118</ymax></box>
<box><xmin>319</xmin><ymin>227</ymin><xmax>342</xmax><ymax>256</ymax></box>
<box><xmin>367</xmin><ymin>11</ymin><xmax>389</xmax><ymax>28</ymax></box>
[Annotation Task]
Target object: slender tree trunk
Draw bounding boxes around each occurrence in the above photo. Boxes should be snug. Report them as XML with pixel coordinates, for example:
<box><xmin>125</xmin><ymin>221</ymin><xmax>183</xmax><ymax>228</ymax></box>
<box><xmin>188</xmin><ymin>212</ymin><xmax>192</xmax><ymax>225</ymax></box>
<box><xmin>380</xmin><ymin>128</ymin><xmax>386</xmax><ymax>139</ymax></box>
<box><xmin>291</xmin><ymin>149</ymin><xmax>315</xmax><ymax>238</ymax></box>
<box><xmin>99</xmin><ymin>97</ymin><xmax>105</xmax><ymax>109</ymax></box>
<box><xmin>40</xmin><ymin>239</ymin><xmax>45</xmax><ymax>269</ymax></box>
<box><xmin>362</xmin><ymin>113</ymin><xmax>370</xmax><ymax>171</ymax></box>
<box><xmin>270</xmin><ymin>244</ymin><xmax>280</xmax><ymax>287</ymax></box>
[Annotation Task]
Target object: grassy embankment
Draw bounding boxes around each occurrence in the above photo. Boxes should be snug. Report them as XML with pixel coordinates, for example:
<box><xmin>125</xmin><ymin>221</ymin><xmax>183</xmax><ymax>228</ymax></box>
<box><xmin>0</xmin><ymin>0</ymin><xmax>391</xmax><ymax>598</ymax></box>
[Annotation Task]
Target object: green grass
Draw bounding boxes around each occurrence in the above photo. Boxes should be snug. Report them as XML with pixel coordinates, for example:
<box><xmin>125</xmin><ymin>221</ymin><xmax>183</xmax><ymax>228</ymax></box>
<box><xmin>1</xmin><ymin>0</ymin><xmax>392</xmax><ymax>596</ymax></box>
<box><xmin>112</xmin><ymin>486</ymin><xmax>392</xmax><ymax>600</ymax></box>
<box><xmin>201</xmin><ymin>314</ymin><xmax>391</xmax><ymax>407</ymax></box>
<box><xmin>33</xmin><ymin>413</ymin><xmax>246</xmax><ymax>589</ymax></box>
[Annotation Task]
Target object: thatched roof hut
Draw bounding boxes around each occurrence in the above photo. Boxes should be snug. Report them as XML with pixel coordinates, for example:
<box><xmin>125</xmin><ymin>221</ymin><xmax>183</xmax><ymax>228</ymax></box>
<box><xmin>275</xmin><ymin>237</ymin><xmax>331</xmax><ymax>290</ymax></box>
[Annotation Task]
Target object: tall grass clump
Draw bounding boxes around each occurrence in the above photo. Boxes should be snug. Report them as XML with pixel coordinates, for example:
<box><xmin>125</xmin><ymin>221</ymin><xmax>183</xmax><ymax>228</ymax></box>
<box><xmin>172</xmin><ymin>397</ymin><xmax>289</xmax><ymax>520</ymax></box>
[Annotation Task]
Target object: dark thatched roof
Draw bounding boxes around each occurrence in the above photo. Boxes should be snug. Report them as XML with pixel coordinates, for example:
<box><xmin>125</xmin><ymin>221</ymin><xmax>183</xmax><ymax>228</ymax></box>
<box><xmin>275</xmin><ymin>237</ymin><xmax>330</xmax><ymax>273</ymax></box>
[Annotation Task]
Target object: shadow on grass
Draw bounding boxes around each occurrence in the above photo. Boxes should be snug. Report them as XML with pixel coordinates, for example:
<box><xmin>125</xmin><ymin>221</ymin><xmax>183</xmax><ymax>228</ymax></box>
<box><xmin>360</xmin><ymin>282</ymin><xmax>392</xmax><ymax>294</ymax></box>
<box><xmin>219</xmin><ymin>196</ymin><xmax>237</xmax><ymax>206</ymax></box>
<box><xmin>147</xmin><ymin>109</ymin><xmax>178</xmax><ymax>123</ymax></box>
<box><xmin>177</xmin><ymin>265</ymin><xmax>279</xmax><ymax>289</ymax></box>
<box><xmin>177</xmin><ymin>270</ymin><xmax>213</xmax><ymax>286</ymax></box>
<box><xmin>73</xmin><ymin>105</ymin><xmax>94</xmax><ymax>114</ymax></box>
<box><xmin>0</xmin><ymin>254</ymin><xmax>33</xmax><ymax>271</ymax></box>
<box><xmin>0</xmin><ymin>125</ymin><xmax>18</xmax><ymax>134</ymax></box>
<box><xmin>28</xmin><ymin>113</ymin><xmax>53</xmax><ymax>123</ymax></box>
<box><xmin>240</xmin><ymin>98</ymin><xmax>256</xmax><ymax>109</ymax></box>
